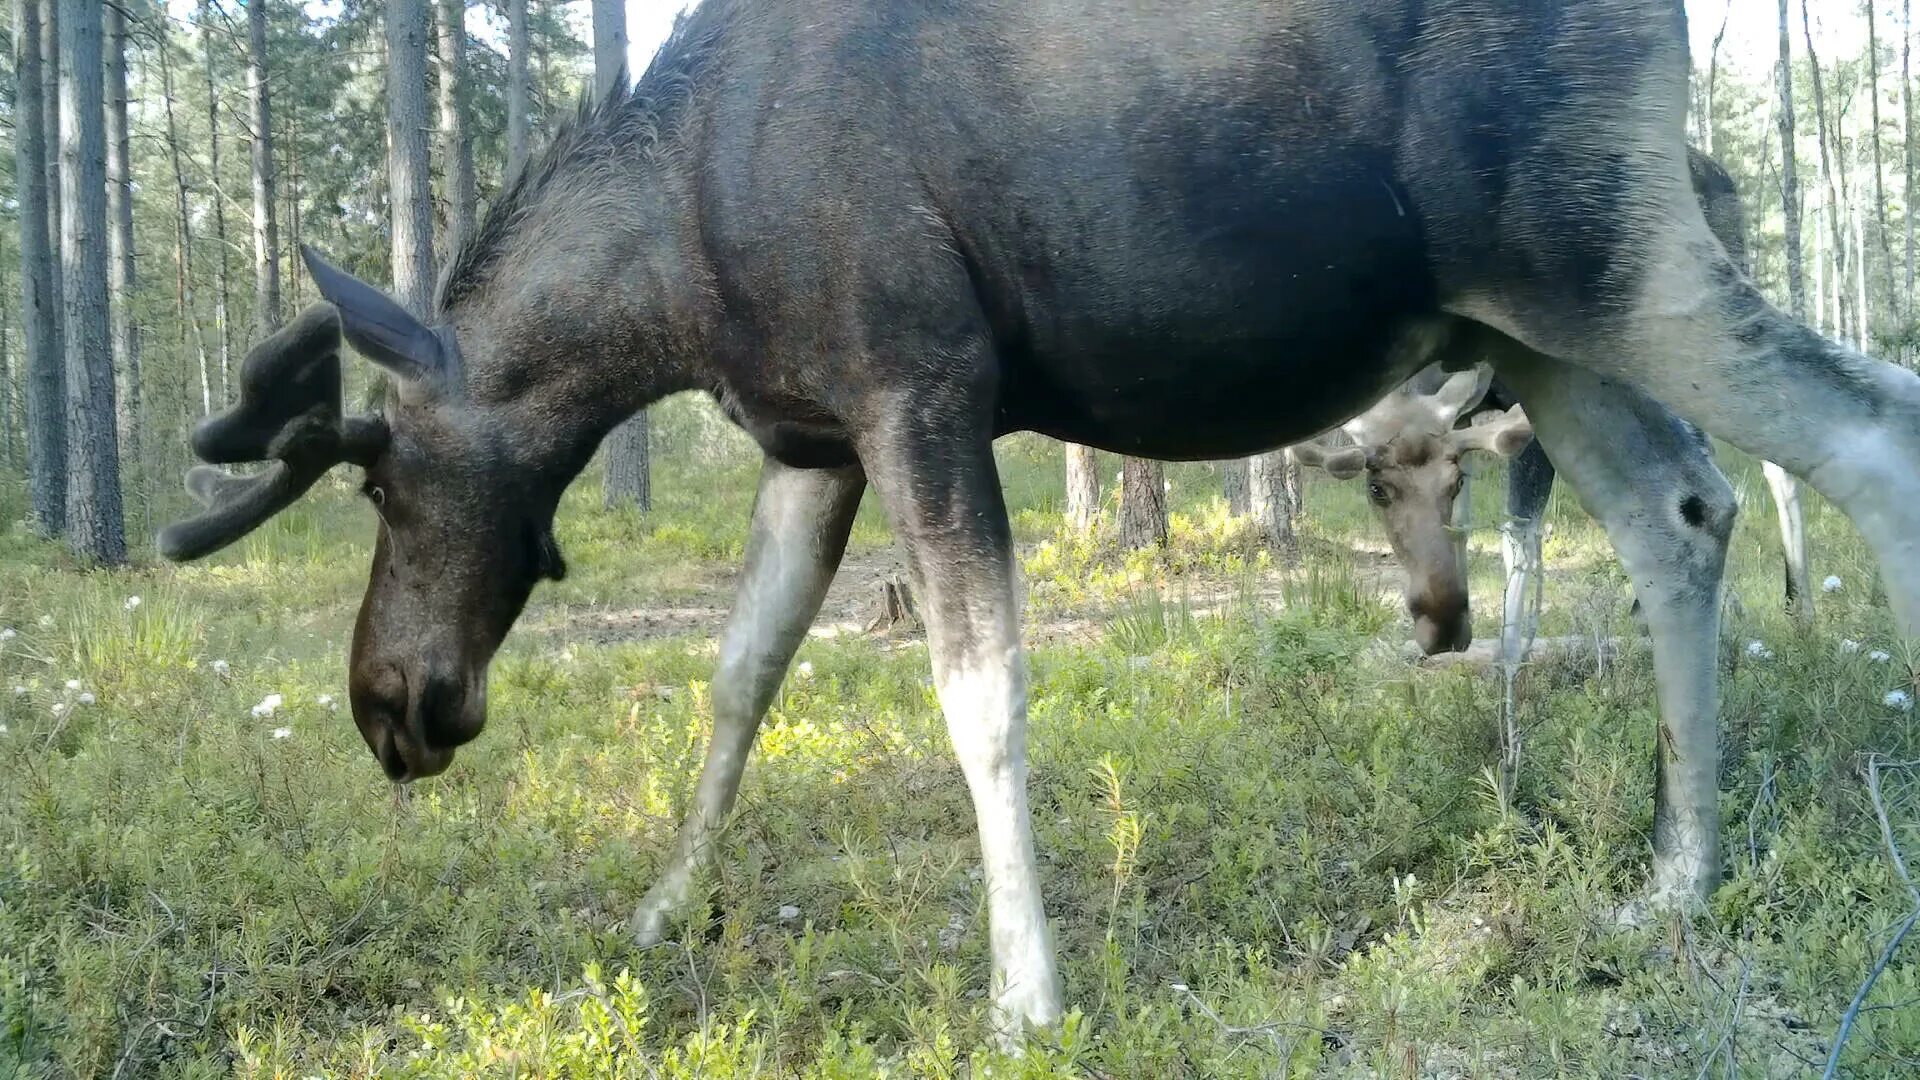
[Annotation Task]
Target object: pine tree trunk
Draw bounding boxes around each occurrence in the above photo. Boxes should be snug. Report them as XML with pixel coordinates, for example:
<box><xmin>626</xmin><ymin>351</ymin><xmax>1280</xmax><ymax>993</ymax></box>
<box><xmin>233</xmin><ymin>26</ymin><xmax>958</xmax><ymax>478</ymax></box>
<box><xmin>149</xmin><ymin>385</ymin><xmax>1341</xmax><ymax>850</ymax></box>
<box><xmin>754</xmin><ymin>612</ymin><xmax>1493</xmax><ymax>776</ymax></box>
<box><xmin>202</xmin><ymin>3</ymin><xmax>233</xmax><ymax>401</ymax></box>
<box><xmin>249</xmin><ymin>0</ymin><xmax>283</xmax><ymax>338</ymax></box>
<box><xmin>1907</xmin><ymin>0</ymin><xmax>1916</xmax><ymax>330</ymax></box>
<box><xmin>1220</xmin><ymin>458</ymin><xmax>1250</xmax><ymax>517</ymax></box>
<box><xmin>1802</xmin><ymin>2</ymin><xmax>1846</xmax><ymax>339</ymax></box>
<box><xmin>106</xmin><ymin>0</ymin><xmax>142</xmax><ymax>524</ymax></box>
<box><xmin>58</xmin><ymin>0</ymin><xmax>125</xmax><ymax>565</ymax></box>
<box><xmin>507</xmin><ymin>0</ymin><xmax>531</xmax><ymax>176</ymax></box>
<box><xmin>1120</xmin><ymin>457</ymin><xmax>1167</xmax><ymax>550</ymax></box>
<box><xmin>1</xmin><ymin>297</ymin><xmax>13</xmax><ymax>470</ymax></box>
<box><xmin>287</xmin><ymin>99</ymin><xmax>303</xmax><ymax>302</ymax></box>
<box><xmin>593</xmin><ymin>0</ymin><xmax>650</xmax><ymax>512</ymax></box>
<box><xmin>1248</xmin><ymin>450</ymin><xmax>1299</xmax><ymax>563</ymax></box>
<box><xmin>1065</xmin><ymin>444</ymin><xmax>1101</xmax><ymax>530</ymax></box>
<box><xmin>388</xmin><ymin>0</ymin><xmax>438</xmax><ymax>317</ymax></box>
<box><xmin>40</xmin><ymin>0</ymin><xmax>66</xmax><ymax>436</ymax></box>
<box><xmin>439</xmin><ymin>0</ymin><xmax>479</xmax><ymax>264</ymax></box>
<box><xmin>1869</xmin><ymin>0</ymin><xmax>1895</xmax><ymax>306</ymax></box>
<box><xmin>1778</xmin><ymin>0</ymin><xmax>1807</xmax><ymax>319</ymax></box>
<box><xmin>16</xmin><ymin>0</ymin><xmax>65</xmax><ymax>534</ymax></box>
<box><xmin>160</xmin><ymin>37</ymin><xmax>213</xmax><ymax>419</ymax></box>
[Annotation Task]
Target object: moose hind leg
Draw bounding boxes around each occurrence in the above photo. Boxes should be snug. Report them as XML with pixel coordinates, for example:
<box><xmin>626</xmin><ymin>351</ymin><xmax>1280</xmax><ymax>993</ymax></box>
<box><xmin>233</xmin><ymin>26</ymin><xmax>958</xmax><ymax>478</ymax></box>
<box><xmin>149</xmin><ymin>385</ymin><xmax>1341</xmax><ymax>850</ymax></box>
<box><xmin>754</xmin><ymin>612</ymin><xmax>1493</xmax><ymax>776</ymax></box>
<box><xmin>1500</xmin><ymin>439</ymin><xmax>1554</xmax><ymax>663</ymax></box>
<box><xmin>630</xmin><ymin>459</ymin><xmax>865</xmax><ymax>946</ymax></box>
<box><xmin>1762</xmin><ymin>462</ymin><xmax>1814</xmax><ymax>624</ymax></box>
<box><xmin>1490</xmin><ymin>344</ymin><xmax>1735</xmax><ymax>907</ymax></box>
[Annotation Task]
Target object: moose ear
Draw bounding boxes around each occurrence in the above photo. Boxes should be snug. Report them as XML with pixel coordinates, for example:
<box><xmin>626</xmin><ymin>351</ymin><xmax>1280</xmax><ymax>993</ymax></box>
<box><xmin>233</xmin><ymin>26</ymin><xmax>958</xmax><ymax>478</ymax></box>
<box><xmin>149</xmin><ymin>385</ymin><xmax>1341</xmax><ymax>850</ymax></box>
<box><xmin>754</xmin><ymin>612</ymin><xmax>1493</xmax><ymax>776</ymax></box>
<box><xmin>301</xmin><ymin>244</ymin><xmax>445</xmax><ymax>387</ymax></box>
<box><xmin>1426</xmin><ymin>364</ymin><xmax>1494</xmax><ymax>425</ymax></box>
<box><xmin>1452</xmin><ymin>405</ymin><xmax>1534</xmax><ymax>458</ymax></box>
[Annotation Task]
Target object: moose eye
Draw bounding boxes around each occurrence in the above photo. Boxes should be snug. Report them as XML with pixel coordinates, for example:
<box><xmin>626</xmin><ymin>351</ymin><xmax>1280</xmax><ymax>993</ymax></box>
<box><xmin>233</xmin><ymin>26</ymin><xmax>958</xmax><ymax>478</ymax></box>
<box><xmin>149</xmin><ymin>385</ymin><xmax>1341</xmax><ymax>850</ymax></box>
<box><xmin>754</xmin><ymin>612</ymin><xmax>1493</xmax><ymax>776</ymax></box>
<box><xmin>362</xmin><ymin>483</ymin><xmax>386</xmax><ymax>507</ymax></box>
<box><xmin>1367</xmin><ymin>482</ymin><xmax>1389</xmax><ymax>506</ymax></box>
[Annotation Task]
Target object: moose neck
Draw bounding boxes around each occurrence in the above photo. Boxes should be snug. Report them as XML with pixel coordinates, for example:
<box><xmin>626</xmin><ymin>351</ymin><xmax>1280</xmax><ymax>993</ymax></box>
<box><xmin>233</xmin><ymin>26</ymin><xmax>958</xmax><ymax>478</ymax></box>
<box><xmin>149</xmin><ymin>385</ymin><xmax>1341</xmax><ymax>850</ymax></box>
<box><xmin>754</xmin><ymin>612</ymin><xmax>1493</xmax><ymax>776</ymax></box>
<box><xmin>451</xmin><ymin>155</ymin><xmax>713</xmax><ymax>483</ymax></box>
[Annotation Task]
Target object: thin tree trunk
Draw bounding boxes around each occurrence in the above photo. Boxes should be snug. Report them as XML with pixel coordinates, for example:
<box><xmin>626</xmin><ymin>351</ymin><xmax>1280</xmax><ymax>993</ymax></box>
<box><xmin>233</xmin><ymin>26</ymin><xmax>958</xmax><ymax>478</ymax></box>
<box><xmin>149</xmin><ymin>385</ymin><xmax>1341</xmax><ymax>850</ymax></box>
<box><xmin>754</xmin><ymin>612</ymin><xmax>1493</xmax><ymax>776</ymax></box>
<box><xmin>249</xmin><ymin>0</ymin><xmax>283</xmax><ymax>337</ymax></box>
<box><xmin>58</xmin><ymin>0</ymin><xmax>126</xmax><ymax>565</ymax></box>
<box><xmin>1856</xmin><ymin>69</ymin><xmax>1871</xmax><ymax>350</ymax></box>
<box><xmin>160</xmin><ymin>34</ymin><xmax>213</xmax><ymax>418</ymax></box>
<box><xmin>1870</xmin><ymin>0</ymin><xmax>1895</xmax><ymax>306</ymax></box>
<box><xmin>389</xmin><ymin>0</ymin><xmax>438</xmax><ymax>317</ymax></box>
<box><xmin>1704</xmin><ymin>1</ymin><xmax>1731</xmax><ymax>158</ymax></box>
<box><xmin>287</xmin><ymin>97</ymin><xmax>303</xmax><ymax>301</ymax></box>
<box><xmin>16</xmin><ymin>0</ymin><xmax>64</xmax><ymax>534</ymax></box>
<box><xmin>507</xmin><ymin>0</ymin><xmax>531</xmax><ymax>175</ymax></box>
<box><xmin>1221</xmin><ymin>458</ymin><xmax>1250</xmax><ymax>517</ymax></box>
<box><xmin>1779</xmin><ymin>0</ymin><xmax>1807</xmax><ymax>319</ymax></box>
<box><xmin>40</xmin><ymin>0</ymin><xmax>66</xmax><ymax>421</ymax></box>
<box><xmin>1803</xmin><ymin>1</ymin><xmax>1847</xmax><ymax>339</ymax></box>
<box><xmin>106</xmin><ymin>0</ymin><xmax>142</xmax><ymax>524</ymax></box>
<box><xmin>593</xmin><ymin>0</ymin><xmax>650</xmax><ymax>512</ymax></box>
<box><xmin>202</xmin><ymin>3</ymin><xmax>233</xmax><ymax>402</ymax></box>
<box><xmin>1907</xmin><ymin>0</ymin><xmax>1916</xmax><ymax>329</ymax></box>
<box><xmin>439</xmin><ymin>0</ymin><xmax>478</xmax><ymax>263</ymax></box>
<box><xmin>1248</xmin><ymin>450</ymin><xmax>1299</xmax><ymax>563</ymax></box>
<box><xmin>1066</xmin><ymin>445</ymin><xmax>1102</xmax><ymax>530</ymax></box>
<box><xmin>1120</xmin><ymin>458</ymin><xmax>1168</xmax><ymax>550</ymax></box>
<box><xmin>1</xmin><ymin>297</ymin><xmax>13</xmax><ymax>470</ymax></box>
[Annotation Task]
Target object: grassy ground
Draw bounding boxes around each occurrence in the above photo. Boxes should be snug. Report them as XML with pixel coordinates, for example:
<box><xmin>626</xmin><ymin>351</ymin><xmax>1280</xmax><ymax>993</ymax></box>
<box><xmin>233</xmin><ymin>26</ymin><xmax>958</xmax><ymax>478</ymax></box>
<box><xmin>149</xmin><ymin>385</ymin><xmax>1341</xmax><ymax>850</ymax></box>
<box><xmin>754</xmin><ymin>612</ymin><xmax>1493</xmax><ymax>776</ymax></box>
<box><xmin>2</xmin><ymin>397</ymin><xmax>1918</xmax><ymax>1077</ymax></box>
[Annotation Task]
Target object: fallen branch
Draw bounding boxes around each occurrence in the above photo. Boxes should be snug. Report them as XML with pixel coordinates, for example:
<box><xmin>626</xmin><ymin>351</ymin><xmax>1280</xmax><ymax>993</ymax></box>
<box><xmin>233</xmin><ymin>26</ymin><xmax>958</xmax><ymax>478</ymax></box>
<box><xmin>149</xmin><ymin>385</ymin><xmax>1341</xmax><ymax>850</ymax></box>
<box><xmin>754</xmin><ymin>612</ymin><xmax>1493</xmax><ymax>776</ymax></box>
<box><xmin>1823</xmin><ymin>756</ymin><xmax>1920</xmax><ymax>1079</ymax></box>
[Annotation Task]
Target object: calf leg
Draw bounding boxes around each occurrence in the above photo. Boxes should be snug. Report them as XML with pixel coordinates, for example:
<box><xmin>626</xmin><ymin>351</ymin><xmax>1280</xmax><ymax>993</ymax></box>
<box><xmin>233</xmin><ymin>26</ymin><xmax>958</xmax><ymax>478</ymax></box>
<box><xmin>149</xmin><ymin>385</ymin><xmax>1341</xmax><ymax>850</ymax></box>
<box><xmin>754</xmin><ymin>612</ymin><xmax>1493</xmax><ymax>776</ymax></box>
<box><xmin>1500</xmin><ymin>439</ymin><xmax>1554</xmax><ymax>663</ymax></box>
<box><xmin>859</xmin><ymin>414</ymin><xmax>1062</xmax><ymax>1043</ymax></box>
<box><xmin>1490</xmin><ymin>344</ymin><xmax>1735</xmax><ymax>907</ymax></box>
<box><xmin>630</xmin><ymin>458</ymin><xmax>865</xmax><ymax>946</ymax></box>
<box><xmin>1762</xmin><ymin>462</ymin><xmax>1814</xmax><ymax>625</ymax></box>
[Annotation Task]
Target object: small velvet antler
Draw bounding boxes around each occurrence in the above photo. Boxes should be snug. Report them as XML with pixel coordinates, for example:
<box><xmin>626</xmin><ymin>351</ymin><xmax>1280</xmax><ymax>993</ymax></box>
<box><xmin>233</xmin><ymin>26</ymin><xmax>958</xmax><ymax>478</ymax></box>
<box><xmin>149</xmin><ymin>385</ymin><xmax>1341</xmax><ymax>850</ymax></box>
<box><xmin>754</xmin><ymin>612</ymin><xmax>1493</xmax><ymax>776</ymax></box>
<box><xmin>158</xmin><ymin>303</ymin><xmax>390</xmax><ymax>561</ymax></box>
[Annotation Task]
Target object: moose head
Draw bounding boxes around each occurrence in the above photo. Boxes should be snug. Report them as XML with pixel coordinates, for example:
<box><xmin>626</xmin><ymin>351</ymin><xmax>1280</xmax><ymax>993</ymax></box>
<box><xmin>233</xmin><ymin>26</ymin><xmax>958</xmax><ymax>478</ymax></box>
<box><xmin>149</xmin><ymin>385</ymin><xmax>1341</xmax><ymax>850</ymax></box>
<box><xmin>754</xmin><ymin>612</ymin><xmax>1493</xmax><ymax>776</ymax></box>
<box><xmin>1292</xmin><ymin>366</ymin><xmax>1533</xmax><ymax>655</ymax></box>
<box><xmin>161</xmin><ymin>247</ymin><xmax>573</xmax><ymax>782</ymax></box>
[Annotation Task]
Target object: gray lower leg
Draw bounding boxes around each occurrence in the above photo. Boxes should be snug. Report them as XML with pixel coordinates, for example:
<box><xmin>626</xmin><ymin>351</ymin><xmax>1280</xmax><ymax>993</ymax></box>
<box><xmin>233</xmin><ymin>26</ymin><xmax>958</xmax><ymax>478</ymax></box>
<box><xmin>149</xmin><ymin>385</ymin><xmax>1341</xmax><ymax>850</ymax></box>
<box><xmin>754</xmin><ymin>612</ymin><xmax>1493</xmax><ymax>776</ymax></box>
<box><xmin>1500</xmin><ymin>440</ymin><xmax>1554</xmax><ymax>661</ymax></box>
<box><xmin>1493</xmin><ymin>347</ymin><xmax>1733</xmax><ymax>905</ymax></box>
<box><xmin>631</xmin><ymin>459</ymin><xmax>865</xmax><ymax>944</ymax></box>
<box><xmin>1762</xmin><ymin>461</ymin><xmax>1814</xmax><ymax>624</ymax></box>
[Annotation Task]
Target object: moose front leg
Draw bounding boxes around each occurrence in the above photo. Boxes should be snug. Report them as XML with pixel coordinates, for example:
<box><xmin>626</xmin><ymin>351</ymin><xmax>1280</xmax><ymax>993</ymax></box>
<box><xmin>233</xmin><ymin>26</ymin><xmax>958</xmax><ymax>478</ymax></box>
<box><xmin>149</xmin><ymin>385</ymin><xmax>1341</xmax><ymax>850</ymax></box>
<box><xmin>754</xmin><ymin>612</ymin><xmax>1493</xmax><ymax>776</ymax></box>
<box><xmin>630</xmin><ymin>458</ymin><xmax>865</xmax><ymax>946</ymax></box>
<box><xmin>861</xmin><ymin>422</ymin><xmax>1064</xmax><ymax>1044</ymax></box>
<box><xmin>1491</xmin><ymin>346</ymin><xmax>1734</xmax><ymax>909</ymax></box>
<box><xmin>1499</xmin><ymin>439</ymin><xmax>1554</xmax><ymax>663</ymax></box>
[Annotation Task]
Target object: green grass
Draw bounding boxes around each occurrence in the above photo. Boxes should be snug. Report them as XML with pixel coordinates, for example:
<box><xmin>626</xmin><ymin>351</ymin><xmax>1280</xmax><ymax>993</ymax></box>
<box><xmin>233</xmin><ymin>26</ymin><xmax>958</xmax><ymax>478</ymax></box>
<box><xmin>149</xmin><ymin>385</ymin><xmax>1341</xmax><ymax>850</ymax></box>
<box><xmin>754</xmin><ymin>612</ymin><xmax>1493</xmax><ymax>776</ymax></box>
<box><xmin>2</xmin><ymin>406</ymin><xmax>1918</xmax><ymax>1077</ymax></box>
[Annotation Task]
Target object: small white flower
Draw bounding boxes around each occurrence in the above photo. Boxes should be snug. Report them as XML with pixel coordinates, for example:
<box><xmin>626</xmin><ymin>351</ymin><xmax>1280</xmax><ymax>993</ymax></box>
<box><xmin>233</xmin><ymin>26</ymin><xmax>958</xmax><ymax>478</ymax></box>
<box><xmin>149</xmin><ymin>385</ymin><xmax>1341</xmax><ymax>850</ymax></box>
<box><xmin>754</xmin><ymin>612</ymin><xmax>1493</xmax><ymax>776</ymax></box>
<box><xmin>1842</xmin><ymin>639</ymin><xmax>1862</xmax><ymax>654</ymax></box>
<box><xmin>124</xmin><ymin>596</ymin><xmax>142</xmax><ymax>611</ymax></box>
<box><xmin>1885</xmin><ymin>690</ymin><xmax>1914</xmax><ymax>712</ymax></box>
<box><xmin>0</xmin><ymin>627</ymin><xmax>15</xmax><ymax>641</ymax></box>
<box><xmin>49</xmin><ymin>702</ymin><xmax>64</xmax><ymax>716</ymax></box>
<box><xmin>11</xmin><ymin>686</ymin><xmax>24</xmax><ymax>696</ymax></box>
<box><xmin>37</xmin><ymin>615</ymin><xmax>53</xmax><ymax>628</ymax></box>
<box><xmin>250</xmin><ymin>693</ymin><xmax>284</xmax><ymax>719</ymax></box>
<box><xmin>777</xmin><ymin>904</ymin><xmax>801</xmax><ymax>921</ymax></box>
<box><xmin>0</xmin><ymin>724</ymin><xmax>8</xmax><ymax>735</ymax></box>
<box><xmin>76</xmin><ymin>693</ymin><xmax>94</xmax><ymax>705</ymax></box>
<box><xmin>211</xmin><ymin>659</ymin><xmax>231</xmax><ymax>677</ymax></box>
<box><xmin>796</xmin><ymin>661</ymin><xmax>814</xmax><ymax>680</ymax></box>
<box><xmin>1170</xmin><ymin>982</ymin><xmax>1190</xmax><ymax>993</ymax></box>
<box><xmin>317</xmin><ymin>693</ymin><xmax>336</xmax><ymax>709</ymax></box>
<box><xmin>1871</xmin><ymin>650</ymin><xmax>1893</xmax><ymax>663</ymax></box>
<box><xmin>271</xmin><ymin>727</ymin><xmax>293</xmax><ymax>739</ymax></box>
<box><xmin>64</xmin><ymin>679</ymin><xmax>80</xmax><ymax>691</ymax></box>
<box><xmin>1163</xmin><ymin>480</ymin><xmax>1172</xmax><ymax>494</ymax></box>
<box><xmin>1821</xmin><ymin>575</ymin><xmax>1843</xmax><ymax>593</ymax></box>
<box><xmin>1744</xmin><ymin>641</ymin><xmax>1773</xmax><ymax>660</ymax></box>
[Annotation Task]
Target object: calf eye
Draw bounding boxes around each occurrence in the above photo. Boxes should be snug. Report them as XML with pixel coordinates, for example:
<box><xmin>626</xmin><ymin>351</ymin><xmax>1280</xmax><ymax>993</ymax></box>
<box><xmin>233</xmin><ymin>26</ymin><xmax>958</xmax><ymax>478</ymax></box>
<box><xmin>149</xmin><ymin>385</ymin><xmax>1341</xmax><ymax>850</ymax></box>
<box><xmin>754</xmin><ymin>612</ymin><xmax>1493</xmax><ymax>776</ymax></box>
<box><xmin>1368</xmin><ymin>482</ymin><xmax>1389</xmax><ymax>505</ymax></box>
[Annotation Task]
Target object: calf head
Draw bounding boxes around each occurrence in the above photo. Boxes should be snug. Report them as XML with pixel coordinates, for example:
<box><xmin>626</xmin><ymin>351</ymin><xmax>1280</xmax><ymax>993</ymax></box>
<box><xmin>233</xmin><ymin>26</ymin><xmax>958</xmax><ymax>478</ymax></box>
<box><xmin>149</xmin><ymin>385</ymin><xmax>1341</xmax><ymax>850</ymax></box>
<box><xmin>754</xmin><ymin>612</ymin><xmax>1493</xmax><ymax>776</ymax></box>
<box><xmin>1292</xmin><ymin>367</ymin><xmax>1532</xmax><ymax>655</ymax></box>
<box><xmin>161</xmin><ymin>248</ymin><xmax>569</xmax><ymax>782</ymax></box>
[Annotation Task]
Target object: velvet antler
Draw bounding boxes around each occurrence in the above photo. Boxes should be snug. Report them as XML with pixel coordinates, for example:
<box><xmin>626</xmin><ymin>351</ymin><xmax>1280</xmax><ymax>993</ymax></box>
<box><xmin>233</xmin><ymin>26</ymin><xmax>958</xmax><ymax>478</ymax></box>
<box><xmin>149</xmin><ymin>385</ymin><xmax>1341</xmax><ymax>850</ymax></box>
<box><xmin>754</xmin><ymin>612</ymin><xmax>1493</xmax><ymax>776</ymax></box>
<box><xmin>158</xmin><ymin>304</ymin><xmax>389</xmax><ymax>561</ymax></box>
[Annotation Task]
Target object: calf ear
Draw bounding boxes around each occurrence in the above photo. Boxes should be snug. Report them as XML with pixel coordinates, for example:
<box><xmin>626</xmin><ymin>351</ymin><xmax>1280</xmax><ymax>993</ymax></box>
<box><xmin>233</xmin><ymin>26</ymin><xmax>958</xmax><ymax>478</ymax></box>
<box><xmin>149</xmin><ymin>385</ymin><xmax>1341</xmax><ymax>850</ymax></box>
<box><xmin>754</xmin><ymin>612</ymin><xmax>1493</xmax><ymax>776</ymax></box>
<box><xmin>1291</xmin><ymin>441</ymin><xmax>1368</xmax><ymax>480</ymax></box>
<box><xmin>301</xmin><ymin>244</ymin><xmax>445</xmax><ymax>390</ymax></box>
<box><xmin>1426</xmin><ymin>364</ymin><xmax>1494</xmax><ymax>424</ymax></box>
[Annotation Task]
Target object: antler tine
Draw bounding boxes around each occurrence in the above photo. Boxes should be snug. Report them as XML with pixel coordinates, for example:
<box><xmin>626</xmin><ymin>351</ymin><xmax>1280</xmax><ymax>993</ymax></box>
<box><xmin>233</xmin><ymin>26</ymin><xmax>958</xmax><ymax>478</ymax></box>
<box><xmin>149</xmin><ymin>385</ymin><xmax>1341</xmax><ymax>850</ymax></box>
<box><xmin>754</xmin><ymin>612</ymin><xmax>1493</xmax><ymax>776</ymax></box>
<box><xmin>158</xmin><ymin>302</ymin><xmax>390</xmax><ymax>562</ymax></box>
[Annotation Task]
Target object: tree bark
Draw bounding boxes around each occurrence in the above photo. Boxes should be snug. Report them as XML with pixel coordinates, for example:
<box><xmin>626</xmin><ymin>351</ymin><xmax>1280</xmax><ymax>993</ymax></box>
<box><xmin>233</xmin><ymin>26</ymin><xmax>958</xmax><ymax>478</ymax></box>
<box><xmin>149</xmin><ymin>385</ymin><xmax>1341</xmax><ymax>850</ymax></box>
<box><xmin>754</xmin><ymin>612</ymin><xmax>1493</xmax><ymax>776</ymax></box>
<box><xmin>202</xmin><ymin>2</ymin><xmax>234</xmax><ymax>402</ymax></box>
<box><xmin>593</xmin><ymin>0</ymin><xmax>650</xmax><ymax>512</ymax></box>
<box><xmin>249</xmin><ymin>0</ymin><xmax>283</xmax><ymax>337</ymax></box>
<box><xmin>1220</xmin><ymin>458</ymin><xmax>1250</xmax><ymax>517</ymax></box>
<box><xmin>438</xmin><ymin>0</ymin><xmax>478</xmax><ymax>264</ymax></box>
<box><xmin>1907</xmin><ymin>0</ymin><xmax>1916</xmax><ymax>326</ymax></box>
<box><xmin>40</xmin><ymin>0</ymin><xmax>66</xmax><ymax>439</ymax></box>
<box><xmin>1120</xmin><ymin>457</ymin><xmax>1168</xmax><ymax>550</ymax></box>
<box><xmin>506</xmin><ymin>0</ymin><xmax>531</xmax><ymax>176</ymax></box>
<box><xmin>1778</xmin><ymin>0</ymin><xmax>1807</xmax><ymax>319</ymax></box>
<box><xmin>1065</xmin><ymin>444</ymin><xmax>1101</xmax><ymax>530</ymax></box>
<box><xmin>16</xmin><ymin>0</ymin><xmax>64</xmax><ymax>534</ymax></box>
<box><xmin>58</xmin><ymin>0</ymin><xmax>126</xmax><ymax>565</ymax></box>
<box><xmin>106</xmin><ymin>0</ymin><xmax>142</xmax><ymax>522</ymax></box>
<box><xmin>1869</xmin><ymin>0</ymin><xmax>1895</xmax><ymax>306</ymax></box>
<box><xmin>388</xmin><ymin>0</ymin><xmax>438</xmax><ymax>317</ymax></box>
<box><xmin>1248</xmin><ymin>450</ymin><xmax>1299</xmax><ymax>562</ymax></box>
<box><xmin>1</xmin><ymin>297</ymin><xmax>13</xmax><ymax>470</ymax></box>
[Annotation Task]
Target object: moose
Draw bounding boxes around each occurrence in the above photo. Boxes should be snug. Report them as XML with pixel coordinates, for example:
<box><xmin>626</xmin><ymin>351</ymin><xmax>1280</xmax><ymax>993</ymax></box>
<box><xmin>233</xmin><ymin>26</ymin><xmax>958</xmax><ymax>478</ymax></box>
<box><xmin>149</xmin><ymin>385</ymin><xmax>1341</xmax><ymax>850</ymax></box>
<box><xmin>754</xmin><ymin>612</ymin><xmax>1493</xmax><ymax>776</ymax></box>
<box><xmin>161</xmin><ymin>0</ymin><xmax>1920</xmax><ymax>1042</ymax></box>
<box><xmin>1291</xmin><ymin>149</ymin><xmax>1816</xmax><ymax>660</ymax></box>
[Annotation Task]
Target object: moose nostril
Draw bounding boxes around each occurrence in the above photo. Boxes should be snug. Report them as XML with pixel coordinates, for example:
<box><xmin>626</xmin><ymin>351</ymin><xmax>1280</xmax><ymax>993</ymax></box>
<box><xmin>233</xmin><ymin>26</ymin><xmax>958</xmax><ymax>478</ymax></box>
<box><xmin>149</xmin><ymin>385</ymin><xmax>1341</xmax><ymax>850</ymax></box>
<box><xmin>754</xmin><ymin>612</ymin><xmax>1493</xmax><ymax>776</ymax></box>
<box><xmin>372</xmin><ymin>726</ymin><xmax>410</xmax><ymax>781</ymax></box>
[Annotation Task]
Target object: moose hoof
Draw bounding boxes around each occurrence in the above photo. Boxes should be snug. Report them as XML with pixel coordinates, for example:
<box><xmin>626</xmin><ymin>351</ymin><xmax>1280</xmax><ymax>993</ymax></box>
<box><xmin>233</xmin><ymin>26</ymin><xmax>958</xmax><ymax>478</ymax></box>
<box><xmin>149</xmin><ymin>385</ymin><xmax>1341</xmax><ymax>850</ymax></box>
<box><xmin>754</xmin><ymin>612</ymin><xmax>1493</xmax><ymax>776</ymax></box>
<box><xmin>628</xmin><ymin>890</ymin><xmax>681</xmax><ymax>948</ymax></box>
